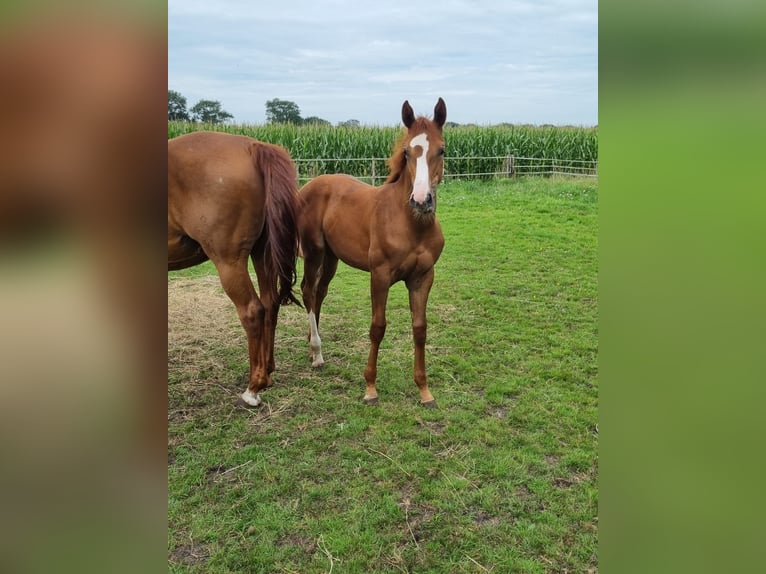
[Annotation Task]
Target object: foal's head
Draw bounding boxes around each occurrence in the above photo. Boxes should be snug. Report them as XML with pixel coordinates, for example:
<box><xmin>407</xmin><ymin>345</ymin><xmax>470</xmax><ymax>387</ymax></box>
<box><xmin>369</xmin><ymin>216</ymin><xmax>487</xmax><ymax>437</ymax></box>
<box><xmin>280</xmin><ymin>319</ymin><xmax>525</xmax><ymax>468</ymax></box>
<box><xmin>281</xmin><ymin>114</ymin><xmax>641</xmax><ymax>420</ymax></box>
<box><xmin>388</xmin><ymin>98</ymin><xmax>447</xmax><ymax>218</ymax></box>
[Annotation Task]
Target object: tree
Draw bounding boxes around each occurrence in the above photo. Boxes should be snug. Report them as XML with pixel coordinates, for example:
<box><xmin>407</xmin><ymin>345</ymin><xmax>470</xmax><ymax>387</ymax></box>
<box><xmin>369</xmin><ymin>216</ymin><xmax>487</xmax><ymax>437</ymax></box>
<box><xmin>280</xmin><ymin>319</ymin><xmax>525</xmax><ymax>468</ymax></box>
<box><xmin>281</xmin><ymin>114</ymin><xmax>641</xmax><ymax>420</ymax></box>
<box><xmin>168</xmin><ymin>90</ymin><xmax>190</xmax><ymax>121</ymax></box>
<box><xmin>303</xmin><ymin>116</ymin><xmax>331</xmax><ymax>126</ymax></box>
<box><xmin>190</xmin><ymin>99</ymin><xmax>233</xmax><ymax>124</ymax></box>
<box><xmin>265</xmin><ymin>98</ymin><xmax>302</xmax><ymax>124</ymax></box>
<box><xmin>338</xmin><ymin>119</ymin><xmax>360</xmax><ymax>127</ymax></box>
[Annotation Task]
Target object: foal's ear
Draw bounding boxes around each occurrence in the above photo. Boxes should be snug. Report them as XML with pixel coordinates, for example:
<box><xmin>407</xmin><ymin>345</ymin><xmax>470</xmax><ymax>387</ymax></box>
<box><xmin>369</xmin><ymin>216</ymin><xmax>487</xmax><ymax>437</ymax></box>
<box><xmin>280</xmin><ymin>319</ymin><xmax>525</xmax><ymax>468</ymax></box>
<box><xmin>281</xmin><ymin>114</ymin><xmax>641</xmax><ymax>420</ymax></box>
<box><xmin>402</xmin><ymin>100</ymin><xmax>415</xmax><ymax>128</ymax></box>
<box><xmin>433</xmin><ymin>97</ymin><xmax>447</xmax><ymax>129</ymax></box>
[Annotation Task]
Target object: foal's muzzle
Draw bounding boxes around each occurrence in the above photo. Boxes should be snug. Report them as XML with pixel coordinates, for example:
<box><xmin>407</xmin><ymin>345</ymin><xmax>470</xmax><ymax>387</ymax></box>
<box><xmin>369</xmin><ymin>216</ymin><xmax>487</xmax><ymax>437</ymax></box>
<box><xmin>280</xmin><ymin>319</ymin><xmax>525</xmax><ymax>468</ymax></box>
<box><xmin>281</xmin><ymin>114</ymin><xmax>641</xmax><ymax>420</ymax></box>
<box><xmin>409</xmin><ymin>190</ymin><xmax>435</xmax><ymax>214</ymax></box>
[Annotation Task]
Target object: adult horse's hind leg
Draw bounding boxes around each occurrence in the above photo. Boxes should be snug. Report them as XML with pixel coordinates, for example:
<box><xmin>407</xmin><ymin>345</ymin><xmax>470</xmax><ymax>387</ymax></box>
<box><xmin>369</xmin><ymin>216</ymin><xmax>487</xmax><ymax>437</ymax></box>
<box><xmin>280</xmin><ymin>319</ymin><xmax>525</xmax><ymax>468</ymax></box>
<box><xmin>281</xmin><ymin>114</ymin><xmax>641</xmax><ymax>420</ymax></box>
<box><xmin>252</xmin><ymin>250</ymin><xmax>278</xmax><ymax>375</ymax></box>
<box><xmin>406</xmin><ymin>269</ymin><xmax>437</xmax><ymax>407</ymax></box>
<box><xmin>213</xmin><ymin>256</ymin><xmax>270</xmax><ymax>407</ymax></box>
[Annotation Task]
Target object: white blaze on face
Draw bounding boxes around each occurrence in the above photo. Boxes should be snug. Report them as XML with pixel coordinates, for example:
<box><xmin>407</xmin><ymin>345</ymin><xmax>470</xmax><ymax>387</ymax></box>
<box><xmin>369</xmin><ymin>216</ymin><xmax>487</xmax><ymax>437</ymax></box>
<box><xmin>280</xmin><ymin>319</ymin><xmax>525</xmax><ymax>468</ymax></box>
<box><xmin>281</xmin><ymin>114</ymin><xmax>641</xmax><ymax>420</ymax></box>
<box><xmin>409</xmin><ymin>133</ymin><xmax>430</xmax><ymax>204</ymax></box>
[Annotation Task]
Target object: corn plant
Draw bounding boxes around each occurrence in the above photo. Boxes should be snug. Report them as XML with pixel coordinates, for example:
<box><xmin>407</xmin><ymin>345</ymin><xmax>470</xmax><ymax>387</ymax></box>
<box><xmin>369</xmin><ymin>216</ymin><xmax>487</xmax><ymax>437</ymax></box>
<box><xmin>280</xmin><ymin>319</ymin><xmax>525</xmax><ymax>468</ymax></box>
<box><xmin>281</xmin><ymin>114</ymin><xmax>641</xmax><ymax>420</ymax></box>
<box><xmin>168</xmin><ymin>121</ymin><xmax>598</xmax><ymax>179</ymax></box>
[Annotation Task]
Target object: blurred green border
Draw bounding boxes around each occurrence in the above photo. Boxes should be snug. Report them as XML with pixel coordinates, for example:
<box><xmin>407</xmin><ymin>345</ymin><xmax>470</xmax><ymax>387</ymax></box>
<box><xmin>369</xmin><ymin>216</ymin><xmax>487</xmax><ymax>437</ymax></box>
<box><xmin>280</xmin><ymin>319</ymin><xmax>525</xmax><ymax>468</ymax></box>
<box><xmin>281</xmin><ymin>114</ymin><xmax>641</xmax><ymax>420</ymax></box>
<box><xmin>0</xmin><ymin>0</ymin><xmax>166</xmax><ymax>25</ymax></box>
<box><xmin>600</xmin><ymin>1</ymin><xmax>765</xmax><ymax>572</ymax></box>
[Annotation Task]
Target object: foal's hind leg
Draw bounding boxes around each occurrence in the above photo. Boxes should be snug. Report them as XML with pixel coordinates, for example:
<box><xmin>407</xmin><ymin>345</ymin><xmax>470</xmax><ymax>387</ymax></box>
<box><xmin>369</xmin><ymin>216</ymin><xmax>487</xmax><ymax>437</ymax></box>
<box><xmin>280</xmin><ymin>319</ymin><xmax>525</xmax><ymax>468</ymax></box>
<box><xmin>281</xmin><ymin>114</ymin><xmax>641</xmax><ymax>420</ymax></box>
<box><xmin>213</xmin><ymin>256</ymin><xmax>270</xmax><ymax>407</ymax></box>
<box><xmin>312</xmin><ymin>252</ymin><xmax>338</xmax><ymax>357</ymax></box>
<box><xmin>301</xmin><ymin>248</ymin><xmax>338</xmax><ymax>368</ymax></box>
<box><xmin>300</xmin><ymin>249</ymin><xmax>322</xmax><ymax>367</ymax></box>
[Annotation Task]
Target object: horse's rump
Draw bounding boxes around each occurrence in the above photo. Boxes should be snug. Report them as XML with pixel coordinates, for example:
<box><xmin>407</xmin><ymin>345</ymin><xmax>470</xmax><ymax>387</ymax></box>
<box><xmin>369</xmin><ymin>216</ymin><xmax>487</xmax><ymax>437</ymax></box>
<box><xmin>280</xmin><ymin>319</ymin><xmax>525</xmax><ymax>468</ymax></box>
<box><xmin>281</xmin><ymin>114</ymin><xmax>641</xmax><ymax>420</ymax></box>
<box><xmin>167</xmin><ymin>132</ymin><xmax>300</xmax><ymax>304</ymax></box>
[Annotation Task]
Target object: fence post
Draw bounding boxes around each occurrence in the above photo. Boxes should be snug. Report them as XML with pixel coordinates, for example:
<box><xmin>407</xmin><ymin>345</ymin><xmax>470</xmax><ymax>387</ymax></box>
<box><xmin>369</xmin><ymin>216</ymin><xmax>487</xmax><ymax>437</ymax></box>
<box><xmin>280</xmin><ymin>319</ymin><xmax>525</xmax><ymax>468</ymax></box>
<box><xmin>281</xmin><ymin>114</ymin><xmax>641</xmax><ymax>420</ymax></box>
<box><xmin>504</xmin><ymin>155</ymin><xmax>515</xmax><ymax>178</ymax></box>
<box><xmin>371</xmin><ymin>159</ymin><xmax>376</xmax><ymax>186</ymax></box>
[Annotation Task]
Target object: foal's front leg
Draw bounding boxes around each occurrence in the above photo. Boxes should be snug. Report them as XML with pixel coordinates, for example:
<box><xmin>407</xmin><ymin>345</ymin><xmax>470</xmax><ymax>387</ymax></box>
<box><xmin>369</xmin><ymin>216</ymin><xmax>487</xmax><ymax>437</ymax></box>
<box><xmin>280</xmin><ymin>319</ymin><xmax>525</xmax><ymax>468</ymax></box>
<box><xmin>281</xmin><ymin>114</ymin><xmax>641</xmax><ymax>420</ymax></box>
<box><xmin>407</xmin><ymin>268</ymin><xmax>437</xmax><ymax>407</ymax></box>
<box><xmin>363</xmin><ymin>272</ymin><xmax>390</xmax><ymax>404</ymax></box>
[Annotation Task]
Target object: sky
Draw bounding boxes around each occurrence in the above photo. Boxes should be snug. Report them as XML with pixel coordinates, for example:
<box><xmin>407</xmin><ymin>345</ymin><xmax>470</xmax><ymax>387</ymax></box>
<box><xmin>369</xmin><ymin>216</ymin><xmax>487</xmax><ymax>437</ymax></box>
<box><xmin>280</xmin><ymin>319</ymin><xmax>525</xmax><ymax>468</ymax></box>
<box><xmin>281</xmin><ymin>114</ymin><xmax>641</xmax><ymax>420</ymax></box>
<box><xmin>168</xmin><ymin>0</ymin><xmax>597</xmax><ymax>127</ymax></box>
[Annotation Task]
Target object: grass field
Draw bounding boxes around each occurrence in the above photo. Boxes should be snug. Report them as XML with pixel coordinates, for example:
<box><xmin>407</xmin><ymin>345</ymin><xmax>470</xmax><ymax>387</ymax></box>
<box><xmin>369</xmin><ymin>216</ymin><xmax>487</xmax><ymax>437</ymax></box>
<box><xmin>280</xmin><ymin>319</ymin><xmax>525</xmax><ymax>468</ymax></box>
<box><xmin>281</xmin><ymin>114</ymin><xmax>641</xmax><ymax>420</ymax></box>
<box><xmin>168</xmin><ymin>177</ymin><xmax>598</xmax><ymax>573</ymax></box>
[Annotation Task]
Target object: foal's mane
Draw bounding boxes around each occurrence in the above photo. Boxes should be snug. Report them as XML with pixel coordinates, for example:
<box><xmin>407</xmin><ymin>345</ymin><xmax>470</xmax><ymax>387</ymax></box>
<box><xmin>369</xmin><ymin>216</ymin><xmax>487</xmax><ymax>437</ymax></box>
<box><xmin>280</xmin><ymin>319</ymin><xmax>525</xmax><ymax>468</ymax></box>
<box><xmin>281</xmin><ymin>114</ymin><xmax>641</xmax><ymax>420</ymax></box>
<box><xmin>385</xmin><ymin>117</ymin><xmax>437</xmax><ymax>185</ymax></box>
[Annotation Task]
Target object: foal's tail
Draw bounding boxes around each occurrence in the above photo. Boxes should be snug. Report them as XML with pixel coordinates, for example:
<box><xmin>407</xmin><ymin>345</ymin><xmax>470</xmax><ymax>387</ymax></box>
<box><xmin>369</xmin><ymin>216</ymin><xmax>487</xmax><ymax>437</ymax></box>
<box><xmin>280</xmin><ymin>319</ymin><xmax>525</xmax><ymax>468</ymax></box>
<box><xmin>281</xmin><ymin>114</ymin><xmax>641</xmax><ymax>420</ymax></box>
<box><xmin>253</xmin><ymin>141</ymin><xmax>302</xmax><ymax>306</ymax></box>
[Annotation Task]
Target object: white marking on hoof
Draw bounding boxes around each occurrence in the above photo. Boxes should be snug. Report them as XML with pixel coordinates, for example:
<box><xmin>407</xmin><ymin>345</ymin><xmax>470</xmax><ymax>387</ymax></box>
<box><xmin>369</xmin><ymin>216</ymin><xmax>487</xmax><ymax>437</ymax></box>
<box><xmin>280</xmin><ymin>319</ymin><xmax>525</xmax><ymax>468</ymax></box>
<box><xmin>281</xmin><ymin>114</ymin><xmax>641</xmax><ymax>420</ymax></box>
<box><xmin>308</xmin><ymin>311</ymin><xmax>324</xmax><ymax>367</ymax></box>
<box><xmin>240</xmin><ymin>389</ymin><xmax>262</xmax><ymax>407</ymax></box>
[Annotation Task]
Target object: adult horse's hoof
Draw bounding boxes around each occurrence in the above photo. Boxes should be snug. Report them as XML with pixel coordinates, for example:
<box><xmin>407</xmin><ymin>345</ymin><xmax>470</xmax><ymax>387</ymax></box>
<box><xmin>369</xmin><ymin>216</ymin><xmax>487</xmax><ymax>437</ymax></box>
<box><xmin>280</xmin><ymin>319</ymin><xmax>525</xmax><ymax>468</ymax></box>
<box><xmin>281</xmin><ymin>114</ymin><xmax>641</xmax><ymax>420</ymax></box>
<box><xmin>421</xmin><ymin>400</ymin><xmax>438</xmax><ymax>409</ymax></box>
<box><xmin>363</xmin><ymin>396</ymin><xmax>380</xmax><ymax>406</ymax></box>
<box><xmin>236</xmin><ymin>390</ymin><xmax>263</xmax><ymax>408</ymax></box>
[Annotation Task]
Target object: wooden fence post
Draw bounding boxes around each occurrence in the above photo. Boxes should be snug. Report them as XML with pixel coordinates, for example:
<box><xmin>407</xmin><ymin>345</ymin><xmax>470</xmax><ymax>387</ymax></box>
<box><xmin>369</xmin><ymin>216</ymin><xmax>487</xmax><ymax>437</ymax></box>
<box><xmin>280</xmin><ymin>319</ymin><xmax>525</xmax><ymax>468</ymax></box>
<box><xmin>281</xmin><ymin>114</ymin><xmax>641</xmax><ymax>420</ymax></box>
<box><xmin>504</xmin><ymin>155</ymin><xmax>515</xmax><ymax>178</ymax></box>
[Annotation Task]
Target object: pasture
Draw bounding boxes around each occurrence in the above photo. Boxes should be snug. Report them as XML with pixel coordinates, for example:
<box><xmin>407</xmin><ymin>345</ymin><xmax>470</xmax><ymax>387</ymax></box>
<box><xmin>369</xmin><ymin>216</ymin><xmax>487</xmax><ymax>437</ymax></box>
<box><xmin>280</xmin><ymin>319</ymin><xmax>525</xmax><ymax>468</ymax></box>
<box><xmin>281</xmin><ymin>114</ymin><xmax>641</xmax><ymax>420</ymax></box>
<box><xmin>168</xmin><ymin>177</ymin><xmax>598</xmax><ymax>573</ymax></box>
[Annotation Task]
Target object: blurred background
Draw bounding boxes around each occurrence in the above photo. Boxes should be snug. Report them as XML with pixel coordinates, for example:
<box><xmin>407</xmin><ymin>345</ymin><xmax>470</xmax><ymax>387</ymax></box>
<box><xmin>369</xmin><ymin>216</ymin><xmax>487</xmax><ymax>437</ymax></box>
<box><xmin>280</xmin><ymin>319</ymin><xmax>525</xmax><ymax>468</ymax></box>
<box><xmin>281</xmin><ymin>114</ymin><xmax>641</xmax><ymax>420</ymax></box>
<box><xmin>600</xmin><ymin>1</ymin><xmax>765</xmax><ymax>573</ymax></box>
<box><xmin>1</xmin><ymin>0</ymin><xmax>763</xmax><ymax>571</ymax></box>
<box><xmin>0</xmin><ymin>1</ymin><xmax>166</xmax><ymax>572</ymax></box>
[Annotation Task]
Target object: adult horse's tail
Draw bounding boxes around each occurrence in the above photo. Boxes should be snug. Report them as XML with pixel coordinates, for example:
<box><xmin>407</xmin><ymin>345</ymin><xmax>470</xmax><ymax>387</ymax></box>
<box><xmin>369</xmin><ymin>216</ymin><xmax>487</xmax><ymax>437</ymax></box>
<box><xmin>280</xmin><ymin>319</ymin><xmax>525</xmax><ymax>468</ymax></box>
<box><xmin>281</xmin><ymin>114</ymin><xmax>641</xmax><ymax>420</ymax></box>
<box><xmin>253</xmin><ymin>141</ymin><xmax>301</xmax><ymax>306</ymax></box>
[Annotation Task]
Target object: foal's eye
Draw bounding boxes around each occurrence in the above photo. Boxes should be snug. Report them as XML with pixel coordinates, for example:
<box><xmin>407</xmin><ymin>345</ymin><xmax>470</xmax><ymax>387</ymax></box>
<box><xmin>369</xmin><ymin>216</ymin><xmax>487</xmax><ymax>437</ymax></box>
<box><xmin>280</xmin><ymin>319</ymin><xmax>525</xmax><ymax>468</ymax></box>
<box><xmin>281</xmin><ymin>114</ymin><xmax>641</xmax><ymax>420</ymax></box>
<box><xmin>403</xmin><ymin>148</ymin><xmax>410</xmax><ymax>159</ymax></box>
<box><xmin>437</xmin><ymin>147</ymin><xmax>445</xmax><ymax>156</ymax></box>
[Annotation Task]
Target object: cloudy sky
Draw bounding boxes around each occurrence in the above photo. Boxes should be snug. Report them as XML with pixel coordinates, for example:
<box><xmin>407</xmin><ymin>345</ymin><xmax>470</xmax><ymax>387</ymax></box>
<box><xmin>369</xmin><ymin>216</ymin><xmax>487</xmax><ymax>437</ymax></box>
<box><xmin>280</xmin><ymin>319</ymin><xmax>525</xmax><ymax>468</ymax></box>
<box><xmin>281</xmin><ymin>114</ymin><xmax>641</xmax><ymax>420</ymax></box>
<box><xmin>168</xmin><ymin>0</ymin><xmax>597</xmax><ymax>126</ymax></box>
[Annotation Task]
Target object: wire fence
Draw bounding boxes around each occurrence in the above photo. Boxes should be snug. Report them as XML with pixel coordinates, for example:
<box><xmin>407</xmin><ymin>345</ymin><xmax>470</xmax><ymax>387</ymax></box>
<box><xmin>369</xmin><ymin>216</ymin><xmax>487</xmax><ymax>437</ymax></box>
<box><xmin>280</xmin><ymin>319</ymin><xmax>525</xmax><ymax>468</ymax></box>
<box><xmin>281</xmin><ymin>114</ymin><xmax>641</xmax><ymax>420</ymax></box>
<box><xmin>294</xmin><ymin>155</ymin><xmax>598</xmax><ymax>185</ymax></box>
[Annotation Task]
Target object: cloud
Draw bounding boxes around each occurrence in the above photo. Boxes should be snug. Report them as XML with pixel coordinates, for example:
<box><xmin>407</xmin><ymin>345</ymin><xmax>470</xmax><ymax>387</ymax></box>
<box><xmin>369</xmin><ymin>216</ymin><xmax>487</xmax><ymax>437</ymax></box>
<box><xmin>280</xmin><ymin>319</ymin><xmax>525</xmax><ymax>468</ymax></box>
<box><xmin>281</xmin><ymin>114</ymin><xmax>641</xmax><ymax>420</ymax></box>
<box><xmin>169</xmin><ymin>0</ymin><xmax>597</xmax><ymax>125</ymax></box>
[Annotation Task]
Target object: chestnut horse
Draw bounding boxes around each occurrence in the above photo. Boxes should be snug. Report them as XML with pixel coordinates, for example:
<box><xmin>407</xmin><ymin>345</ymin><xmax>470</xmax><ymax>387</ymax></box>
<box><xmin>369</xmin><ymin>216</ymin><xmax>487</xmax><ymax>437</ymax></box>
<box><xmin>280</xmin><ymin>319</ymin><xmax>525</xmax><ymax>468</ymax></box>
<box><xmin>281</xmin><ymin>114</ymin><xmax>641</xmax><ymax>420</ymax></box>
<box><xmin>168</xmin><ymin>131</ymin><xmax>300</xmax><ymax>407</ymax></box>
<box><xmin>298</xmin><ymin>98</ymin><xmax>447</xmax><ymax>407</ymax></box>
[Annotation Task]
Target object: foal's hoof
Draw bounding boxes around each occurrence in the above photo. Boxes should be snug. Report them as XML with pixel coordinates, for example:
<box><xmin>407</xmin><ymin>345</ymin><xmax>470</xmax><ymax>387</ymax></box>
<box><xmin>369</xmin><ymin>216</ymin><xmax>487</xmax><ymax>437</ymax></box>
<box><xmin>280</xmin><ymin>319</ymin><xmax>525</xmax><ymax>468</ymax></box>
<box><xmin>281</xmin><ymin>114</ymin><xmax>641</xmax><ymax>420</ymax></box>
<box><xmin>363</xmin><ymin>396</ymin><xmax>380</xmax><ymax>406</ymax></box>
<box><xmin>420</xmin><ymin>400</ymin><xmax>438</xmax><ymax>409</ymax></box>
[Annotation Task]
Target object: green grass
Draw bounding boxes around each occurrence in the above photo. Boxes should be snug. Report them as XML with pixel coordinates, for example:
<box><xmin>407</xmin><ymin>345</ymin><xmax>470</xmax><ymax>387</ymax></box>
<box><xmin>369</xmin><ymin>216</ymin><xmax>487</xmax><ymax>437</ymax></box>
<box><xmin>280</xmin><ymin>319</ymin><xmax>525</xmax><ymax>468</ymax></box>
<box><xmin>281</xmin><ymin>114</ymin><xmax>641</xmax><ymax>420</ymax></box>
<box><xmin>168</xmin><ymin>177</ymin><xmax>598</xmax><ymax>573</ymax></box>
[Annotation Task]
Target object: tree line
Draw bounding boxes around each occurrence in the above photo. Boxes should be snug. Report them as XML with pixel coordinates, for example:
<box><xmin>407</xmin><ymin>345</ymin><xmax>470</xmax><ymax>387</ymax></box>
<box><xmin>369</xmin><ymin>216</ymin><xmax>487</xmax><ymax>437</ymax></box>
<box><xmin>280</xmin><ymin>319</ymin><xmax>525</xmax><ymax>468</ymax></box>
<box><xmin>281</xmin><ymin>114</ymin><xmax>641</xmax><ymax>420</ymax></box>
<box><xmin>169</xmin><ymin>91</ymin><xmax>360</xmax><ymax>126</ymax></box>
<box><xmin>168</xmin><ymin>90</ymin><xmax>233</xmax><ymax>124</ymax></box>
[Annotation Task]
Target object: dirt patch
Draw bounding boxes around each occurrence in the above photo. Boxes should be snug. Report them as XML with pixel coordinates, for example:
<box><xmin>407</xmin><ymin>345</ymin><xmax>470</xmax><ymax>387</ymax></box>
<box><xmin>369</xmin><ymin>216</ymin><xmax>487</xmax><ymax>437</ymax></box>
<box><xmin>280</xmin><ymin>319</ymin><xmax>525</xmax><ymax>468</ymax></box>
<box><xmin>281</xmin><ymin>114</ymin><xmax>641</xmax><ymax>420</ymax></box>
<box><xmin>397</xmin><ymin>485</ymin><xmax>437</xmax><ymax>544</ymax></box>
<box><xmin>276</xmin><ymin>533</ymin><xmax>316</xmax><ymax>554</ymax></box>
<box><xmin>204</xmin><ymin>461</ymin><xmax>253</xmax><ymax>485</ymax></box>
<box><xmin>473</xmin><ymin>510</ymin><xmax>501</xmax><ymax>527</ymax></box>
<box><xmin>415</xmin><ymin>418</ymin><xmax>447</xmax><ymax>434</ymax></box>
<box><xmin>544</xmin><ymin>454</ymin><xmax>560</xmax><ymax>466</ymax></box>
<box><xmin>169</xmin><ymin>542</ymin><xmax>209</xmax><ymax>566</ymax></box>
<box><xmin>168</xmin><ymin>276</ymin><xmax>242</xmax><ymax>379</ymax></box>
<box><xmin>553</xmin><ymin>470</ymin><xmax>591</xmax><ymax>489</ymax></box>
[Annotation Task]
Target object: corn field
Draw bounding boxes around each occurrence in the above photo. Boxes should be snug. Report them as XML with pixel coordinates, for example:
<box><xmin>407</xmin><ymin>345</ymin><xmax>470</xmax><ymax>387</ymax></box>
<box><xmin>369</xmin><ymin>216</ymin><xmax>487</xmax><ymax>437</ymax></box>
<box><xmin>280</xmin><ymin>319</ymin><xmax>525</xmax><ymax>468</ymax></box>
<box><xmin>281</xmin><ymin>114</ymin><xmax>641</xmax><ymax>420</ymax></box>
<box><xmin>168</xmin><ymin>121</ymin><xmax>598</xmax><ymax>181</ymax></box>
